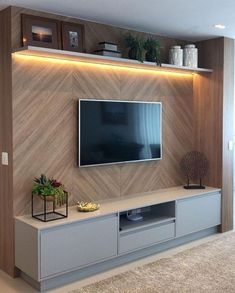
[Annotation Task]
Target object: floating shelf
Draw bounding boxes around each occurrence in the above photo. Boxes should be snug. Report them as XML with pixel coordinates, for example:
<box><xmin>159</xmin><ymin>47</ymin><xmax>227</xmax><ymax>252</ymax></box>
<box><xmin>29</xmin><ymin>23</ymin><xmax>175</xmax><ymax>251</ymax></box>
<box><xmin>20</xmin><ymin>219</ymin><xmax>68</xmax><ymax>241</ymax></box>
<box><xmin>13</xmin><ymin>46</ymin><xmax>213</xmax><ymax>74</ymax></box>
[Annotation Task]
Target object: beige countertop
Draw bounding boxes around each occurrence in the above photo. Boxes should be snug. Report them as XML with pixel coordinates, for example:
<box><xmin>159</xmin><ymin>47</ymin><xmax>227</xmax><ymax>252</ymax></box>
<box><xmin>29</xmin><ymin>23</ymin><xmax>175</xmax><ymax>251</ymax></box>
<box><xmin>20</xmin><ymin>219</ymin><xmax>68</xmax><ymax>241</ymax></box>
<box><xmin>15</xmin><ymin>186</ymin><xmax>221</xmax><ymax>230</ymax></box>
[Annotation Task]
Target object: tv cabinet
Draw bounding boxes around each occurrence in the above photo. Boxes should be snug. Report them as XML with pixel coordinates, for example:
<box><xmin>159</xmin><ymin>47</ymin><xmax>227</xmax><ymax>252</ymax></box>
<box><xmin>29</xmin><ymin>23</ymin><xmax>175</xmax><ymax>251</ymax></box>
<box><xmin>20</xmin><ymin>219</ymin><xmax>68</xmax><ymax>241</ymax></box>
<box><xmin>15</xmin><ymin>186</ymin><xmax>221</xmax><ymax>291</ymax></box>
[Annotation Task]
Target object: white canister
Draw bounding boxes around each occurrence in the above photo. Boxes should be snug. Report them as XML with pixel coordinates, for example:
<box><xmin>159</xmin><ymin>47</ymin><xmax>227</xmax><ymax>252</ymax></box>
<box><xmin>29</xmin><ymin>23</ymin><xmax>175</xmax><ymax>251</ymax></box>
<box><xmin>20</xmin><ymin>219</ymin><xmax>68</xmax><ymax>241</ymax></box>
<box><xmin>183</xmin><ymin>44</ymin><xmax>198</xmax><ymax>68</ymax></box>
<box><xmin>169</xmin><ymin>46</ymin><xmax>183</xmax><ymax>66</ymax></box>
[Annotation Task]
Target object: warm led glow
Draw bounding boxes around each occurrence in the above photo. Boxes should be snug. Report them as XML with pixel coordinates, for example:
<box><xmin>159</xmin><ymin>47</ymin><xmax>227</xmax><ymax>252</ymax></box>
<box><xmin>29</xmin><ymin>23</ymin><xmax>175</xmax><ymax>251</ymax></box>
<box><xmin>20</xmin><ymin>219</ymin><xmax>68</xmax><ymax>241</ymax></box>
<box><xmin>12</xmin><ymin>53</ymin><xmax>193</xmax><ymax>77</ymax></box>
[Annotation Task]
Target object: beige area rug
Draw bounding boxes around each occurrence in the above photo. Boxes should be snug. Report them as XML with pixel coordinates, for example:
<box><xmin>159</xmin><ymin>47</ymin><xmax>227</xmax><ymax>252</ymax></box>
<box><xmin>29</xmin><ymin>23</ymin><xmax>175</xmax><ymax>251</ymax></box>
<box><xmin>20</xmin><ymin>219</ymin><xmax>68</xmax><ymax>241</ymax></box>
<box><xmin>70</xmin><ymin>233</ymin><xmax>235</xmax><ymax>293</ymax></box>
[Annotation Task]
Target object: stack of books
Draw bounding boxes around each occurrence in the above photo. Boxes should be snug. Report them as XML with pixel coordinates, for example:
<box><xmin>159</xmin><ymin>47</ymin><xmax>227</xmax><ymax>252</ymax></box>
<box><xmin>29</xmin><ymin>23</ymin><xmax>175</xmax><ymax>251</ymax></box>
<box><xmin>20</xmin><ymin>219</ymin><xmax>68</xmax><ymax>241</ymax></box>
<box><xmin>94</xmin><ymin>42</ymin><xmax>122</xmax><ymax>58</ymax></box>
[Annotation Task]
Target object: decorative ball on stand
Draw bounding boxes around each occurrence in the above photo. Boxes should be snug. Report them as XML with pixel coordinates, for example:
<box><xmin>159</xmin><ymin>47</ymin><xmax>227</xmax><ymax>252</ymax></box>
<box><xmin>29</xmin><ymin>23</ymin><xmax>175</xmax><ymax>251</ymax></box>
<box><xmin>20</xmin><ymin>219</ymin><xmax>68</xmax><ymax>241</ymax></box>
<box><xmin>180</xmin><ymin>151</ymin><xmax>209</xmax><ymax>189</ymax></box>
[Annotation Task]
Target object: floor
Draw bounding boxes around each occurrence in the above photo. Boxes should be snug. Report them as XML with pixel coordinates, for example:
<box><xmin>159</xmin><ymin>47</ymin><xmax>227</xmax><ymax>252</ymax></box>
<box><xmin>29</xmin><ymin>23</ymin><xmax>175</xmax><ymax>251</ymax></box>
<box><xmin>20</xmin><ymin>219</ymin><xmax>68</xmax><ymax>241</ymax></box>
<box><xmin>0</xmin><ymin>232</ymin><xmax>230</xmax><ymax>293</ymax></box>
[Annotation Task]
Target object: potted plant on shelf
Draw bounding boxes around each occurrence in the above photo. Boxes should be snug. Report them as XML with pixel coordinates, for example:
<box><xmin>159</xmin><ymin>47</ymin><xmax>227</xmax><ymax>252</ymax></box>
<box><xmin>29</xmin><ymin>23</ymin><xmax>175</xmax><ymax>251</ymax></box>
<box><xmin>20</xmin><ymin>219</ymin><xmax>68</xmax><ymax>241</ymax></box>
<box><xmin>32</xmin><ymin>174</ymin><xmax>67</xmax><ymax>206</ymax></box>
<box><xmin>124</xmin><ymin>33</ymin><xmax>144</xmax><ymax>62</ymax></box>
<box><xmin>144</xmin><ymin>37</ymin><xmax>162</xmax><ymax>64</ymax></box>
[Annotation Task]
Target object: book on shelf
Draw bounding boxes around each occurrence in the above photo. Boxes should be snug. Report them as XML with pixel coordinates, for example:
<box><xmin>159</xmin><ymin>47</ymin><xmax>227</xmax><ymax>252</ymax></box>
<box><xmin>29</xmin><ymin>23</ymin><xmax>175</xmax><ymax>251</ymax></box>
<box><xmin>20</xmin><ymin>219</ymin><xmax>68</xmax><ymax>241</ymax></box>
<box><xmin>94</xmin><ymin>49</ymin><xmax>122</xmax><ymax>58</ymax></box>
<box><xmin>98</xmin><ymin>42</ymin><xmax>118</xmax><ymax>51</ymax></box>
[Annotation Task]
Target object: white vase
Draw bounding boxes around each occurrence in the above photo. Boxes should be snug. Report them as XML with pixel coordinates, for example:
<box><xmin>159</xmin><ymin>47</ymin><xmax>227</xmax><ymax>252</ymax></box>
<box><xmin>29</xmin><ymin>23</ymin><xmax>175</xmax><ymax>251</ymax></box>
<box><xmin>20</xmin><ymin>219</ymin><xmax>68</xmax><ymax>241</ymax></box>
<box><xmin>169</xmin><ymin>46</ymin><xmax>183</xmax><ymax>66</ymax></box>
<box><xmin>183</xmin><ymin>44</ymin><xmax>198</xmax><ymax>68</ymax></box>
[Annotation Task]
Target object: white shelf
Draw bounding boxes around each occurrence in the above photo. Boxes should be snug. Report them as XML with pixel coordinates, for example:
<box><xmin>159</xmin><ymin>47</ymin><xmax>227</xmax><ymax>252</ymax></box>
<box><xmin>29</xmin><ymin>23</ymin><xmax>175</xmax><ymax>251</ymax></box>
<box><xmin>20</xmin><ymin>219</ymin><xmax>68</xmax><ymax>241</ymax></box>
<box><xmin>13</xmin><ymin>46</ymin><xmax>213</xmax><ymax>74</ymax></box>
<box><xmin>160</xmin><ymin>63</ymin><xmax>212</xmax><ymax>73</ymax></box>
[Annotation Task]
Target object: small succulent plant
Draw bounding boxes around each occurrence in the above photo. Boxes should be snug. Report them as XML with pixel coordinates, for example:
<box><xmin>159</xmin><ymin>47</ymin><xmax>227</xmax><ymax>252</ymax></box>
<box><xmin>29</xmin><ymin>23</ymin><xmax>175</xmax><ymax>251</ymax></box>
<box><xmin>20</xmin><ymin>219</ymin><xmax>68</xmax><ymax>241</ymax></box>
<box><xmin>32</xmin><ymin>174</ymin><xmax>67</xmax><ymax>206</ymax></box>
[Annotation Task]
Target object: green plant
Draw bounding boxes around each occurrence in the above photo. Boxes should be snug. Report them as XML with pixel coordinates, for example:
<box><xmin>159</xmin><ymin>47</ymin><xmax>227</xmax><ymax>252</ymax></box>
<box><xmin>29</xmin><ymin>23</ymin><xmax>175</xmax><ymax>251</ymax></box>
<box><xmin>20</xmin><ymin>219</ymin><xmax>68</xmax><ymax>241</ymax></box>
<box><xmin>144</xmin><ymin>37</ymin><xmax>162</xmax><ymax>64</ymax></box>
<box><xmin>124</xmin><ymin>34</ymin><xmax>144</xmax><ymax>62</ymax></box>
<box><xmin>32</xmin><ymin>174</ymin><xmax>67</xmax><ymax>206</ymax></box>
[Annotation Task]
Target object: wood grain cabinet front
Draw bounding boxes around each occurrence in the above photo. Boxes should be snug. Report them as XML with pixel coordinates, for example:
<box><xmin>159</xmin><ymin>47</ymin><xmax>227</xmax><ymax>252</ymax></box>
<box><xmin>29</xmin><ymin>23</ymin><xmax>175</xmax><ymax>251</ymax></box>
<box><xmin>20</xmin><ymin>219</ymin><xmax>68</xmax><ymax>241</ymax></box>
<box><xmin>40</xmin><ymin>215</ymin><xmax>118</xmax><ymax>278</ymax></box>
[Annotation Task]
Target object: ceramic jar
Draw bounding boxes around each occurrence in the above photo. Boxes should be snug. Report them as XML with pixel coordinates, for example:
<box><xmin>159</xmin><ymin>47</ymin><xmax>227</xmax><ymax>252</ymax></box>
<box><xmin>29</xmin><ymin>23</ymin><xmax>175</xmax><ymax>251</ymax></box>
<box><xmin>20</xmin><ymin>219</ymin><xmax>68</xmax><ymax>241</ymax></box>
<box><xmin>183</xmin><ymin>44</ymin><xmax>198</xmax><ymax>68</ymax></box>
<box><xmin>169</xmin><ymin>46</ymin><xmax>183</xmax><ymax>66</ymax></box>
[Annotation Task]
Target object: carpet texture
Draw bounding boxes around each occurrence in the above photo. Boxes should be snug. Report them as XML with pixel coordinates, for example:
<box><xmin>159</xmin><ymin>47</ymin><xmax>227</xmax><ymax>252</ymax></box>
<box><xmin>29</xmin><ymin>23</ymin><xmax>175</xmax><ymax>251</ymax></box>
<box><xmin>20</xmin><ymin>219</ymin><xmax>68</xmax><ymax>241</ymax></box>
<box><xmin>70</xmin><ymin>233</ymin><xmax>235</xmax><ymax>293</ymax></box>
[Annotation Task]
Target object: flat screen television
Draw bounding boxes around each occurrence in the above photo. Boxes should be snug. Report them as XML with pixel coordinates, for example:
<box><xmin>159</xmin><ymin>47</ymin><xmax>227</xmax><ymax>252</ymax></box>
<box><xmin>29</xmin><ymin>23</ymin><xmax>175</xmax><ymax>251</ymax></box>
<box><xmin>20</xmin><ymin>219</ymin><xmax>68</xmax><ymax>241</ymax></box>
<box><xmin>78</xmin><ymin>99</ymin><xmax>162</xmax><ymax>167</ymax></box>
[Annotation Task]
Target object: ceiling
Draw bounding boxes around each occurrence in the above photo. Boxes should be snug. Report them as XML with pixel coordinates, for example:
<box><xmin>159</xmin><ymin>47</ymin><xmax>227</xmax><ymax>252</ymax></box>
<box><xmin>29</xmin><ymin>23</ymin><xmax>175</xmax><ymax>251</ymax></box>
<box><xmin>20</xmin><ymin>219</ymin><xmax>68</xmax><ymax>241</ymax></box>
<box><xmin>1</xmin><ymin>0</ymin><xmax>235</xmax><ymax>41</ymax></box>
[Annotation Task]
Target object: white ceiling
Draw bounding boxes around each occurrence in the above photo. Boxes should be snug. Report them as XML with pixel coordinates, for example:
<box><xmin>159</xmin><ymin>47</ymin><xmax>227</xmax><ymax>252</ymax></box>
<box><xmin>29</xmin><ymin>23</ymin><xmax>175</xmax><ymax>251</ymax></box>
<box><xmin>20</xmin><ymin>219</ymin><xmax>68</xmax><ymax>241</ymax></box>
<box><xmin>1</xmin><ymin>0</ymin><xmax>235</xmax><ymax>41</ymax></box>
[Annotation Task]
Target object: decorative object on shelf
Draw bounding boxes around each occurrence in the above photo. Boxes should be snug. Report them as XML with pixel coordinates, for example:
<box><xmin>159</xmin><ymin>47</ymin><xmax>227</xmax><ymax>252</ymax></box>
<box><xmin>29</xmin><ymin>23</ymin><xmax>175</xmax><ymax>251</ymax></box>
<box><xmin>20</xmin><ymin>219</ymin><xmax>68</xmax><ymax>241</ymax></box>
<box><xmin>183</xmin><ymin>44</ymin><xmax>198</xmax><ymax>68</ymax></box>
<box><xmin>98</xmin><ymin>42</ymin><xmax>118</xmax><ymax>51</ymax></box>
<box><xmin>94</xmin><ymin>50</ymin><xmax>122</xmax><ymax>58</ymax></box>
<box><xmin>144</xmin><ymin>37</ymin><xmax>162</xmax><ymax>64</ymax></box>
<box><xmin>32</xmin><ymin>174</ymin><xmax>68</xmax><ymax>222</ymax></box>
<box><xmin>180</xmin><ymin>151</ymin><xmax>209</xmax><ymax>189</ymax></box>
<box><xmin>169</xmin><ymin>45</ymin><xmax>183</xmax><ymax>66</ymax></box>
<box><xmin>126</xmin><ymin>209</ymin><xmax>143</xmax><ymax>222</ymax></box>
<box><xmin>61</xmin><ymin>22</ymin><xmax>85</xmax><ymax>52</ymax></box>
<box><xmin>124</xmin><ymin>34</ymin><xmax>144</xmax><ymax>62</ymax></box>
<box><xmin>94</xmin><ymin>42</ymin><xmax>122</xmax><ymax>58</ymax></box>
<box><xmin>21</xmin><ymin>14</ymin><xmax>61</xmax><ymax>49</ymax></box>
<box><xmin>77</xmin><ymin>201</ymin><xmax>100</xmax><ymax>212</ymax></box>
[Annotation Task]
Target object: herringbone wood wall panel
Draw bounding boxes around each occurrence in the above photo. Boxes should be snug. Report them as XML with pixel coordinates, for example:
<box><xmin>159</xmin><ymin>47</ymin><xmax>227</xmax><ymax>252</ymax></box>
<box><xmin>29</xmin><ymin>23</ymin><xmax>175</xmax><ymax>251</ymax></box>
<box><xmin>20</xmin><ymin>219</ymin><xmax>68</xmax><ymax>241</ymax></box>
<box><xmin>12</xmin><ymin>56</ymin><xmax>193</xmax><ymax>215</ymax></box>
<box><xmin>11</xmin><ymin>6</ymin><xmax>193</xmax><ymax>216</ymax></box>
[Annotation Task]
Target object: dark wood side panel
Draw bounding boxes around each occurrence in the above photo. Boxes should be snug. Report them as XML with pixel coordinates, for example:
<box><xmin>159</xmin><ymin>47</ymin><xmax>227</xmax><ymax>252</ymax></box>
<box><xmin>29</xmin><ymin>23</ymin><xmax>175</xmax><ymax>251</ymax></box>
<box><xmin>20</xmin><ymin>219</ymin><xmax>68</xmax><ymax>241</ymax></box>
<box><xmin>222</xmin><ymin>38</ymin><xmax>234</xmax><ymax>231</ymax></box>
<box><xmin>194</xmin><ymin>37</ymin><xmax>234</xmax><ymax>232</ymax></box>
<box><xmin>194</xmin><ymin>38</ymin><xmax>224</xmax><ymax>187</ymax></box>
<box><xmin>0</xmin><ymin>7</ymin><xmax>15</xmax><ymax>276</ymax></box>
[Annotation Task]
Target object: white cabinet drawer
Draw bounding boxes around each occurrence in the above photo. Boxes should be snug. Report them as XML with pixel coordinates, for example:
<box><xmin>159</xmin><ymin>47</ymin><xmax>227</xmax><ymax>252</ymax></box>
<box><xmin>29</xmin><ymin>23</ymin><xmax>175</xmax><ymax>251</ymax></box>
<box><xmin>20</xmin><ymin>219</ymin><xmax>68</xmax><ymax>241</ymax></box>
<box><xmin>176</xmin><ymin>192</ymin><xmax>221</xmax><ymax>237</ymax></box>
<box><xmin>40</xmin><ymin>215</ymin><xmax>118</xmax><ymax>278</ymax></box>
<box><xmin>119</xmin><ymin>222</ymin><xmax>175</xmax><ymax>254</ymax></box>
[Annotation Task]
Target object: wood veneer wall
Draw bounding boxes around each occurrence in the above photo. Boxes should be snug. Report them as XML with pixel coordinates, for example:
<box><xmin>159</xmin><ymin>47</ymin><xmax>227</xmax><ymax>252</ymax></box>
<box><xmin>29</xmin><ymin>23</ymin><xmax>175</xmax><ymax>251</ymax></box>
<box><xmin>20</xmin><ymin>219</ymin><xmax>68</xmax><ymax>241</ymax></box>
<box><xmin>0</xmin><ymin>7</ymin><xmax>15</xmax><ymax>276</ymax></box>
<box><xmin>194</xmin><ymin>37</ymin><xmax>234</xmax><ymax>232</ymax></box>
<box><xmin>12</xmin><ymin>54</ymin><xmax>194</xmax><ymax>217</ymax></box>
<box><xmin>10</xmin><ymin>6</ymin><xmax>195</xmax><ymax>217</ymax></box>
<box><xmin>222</xmin><ymin>38</ymin><xmax>234</xmax><ymax>231</ymax></box>
<box><xmin>193</xmin><ymin>38</ymin><xmax>224</xmax><ymax>187</ymax></box>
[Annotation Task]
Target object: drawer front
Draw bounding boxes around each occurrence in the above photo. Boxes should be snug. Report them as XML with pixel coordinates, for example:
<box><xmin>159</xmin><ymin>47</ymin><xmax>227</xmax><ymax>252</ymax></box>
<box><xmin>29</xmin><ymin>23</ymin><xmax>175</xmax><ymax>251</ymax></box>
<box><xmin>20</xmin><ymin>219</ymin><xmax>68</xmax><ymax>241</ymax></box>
<box><xmin>119</xmin><ymin>222</ymin><xmax>175</xmax><ymax>254</ymax></box>
<box><xmin>40</xmin><ymin>215</ymin><xmax>118</xmax><ymax>278</ymax></box>
<box><xmin>176</xmin><ymin>192</ymin><xmax>221</xmax><ymax>237</ymax></box>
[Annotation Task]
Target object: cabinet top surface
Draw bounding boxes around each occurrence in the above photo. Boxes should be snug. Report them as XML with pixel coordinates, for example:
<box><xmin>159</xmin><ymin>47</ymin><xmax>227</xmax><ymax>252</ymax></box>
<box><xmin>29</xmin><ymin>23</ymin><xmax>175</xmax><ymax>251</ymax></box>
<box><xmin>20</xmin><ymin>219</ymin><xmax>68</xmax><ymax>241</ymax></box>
<box><xmin>15</xmin><ymin>186</ymin><xmax>220</xmax><ymax>230</ymax></box>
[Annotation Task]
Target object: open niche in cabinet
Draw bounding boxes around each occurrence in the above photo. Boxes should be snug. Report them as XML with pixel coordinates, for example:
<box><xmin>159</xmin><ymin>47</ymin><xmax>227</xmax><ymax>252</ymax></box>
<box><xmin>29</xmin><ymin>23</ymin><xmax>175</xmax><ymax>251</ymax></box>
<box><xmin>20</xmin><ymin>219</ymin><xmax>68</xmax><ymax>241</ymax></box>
<box><xmin>119</xmin><ymin>201</ymin><xmax>176</xmax><ymax>254</ymax></box>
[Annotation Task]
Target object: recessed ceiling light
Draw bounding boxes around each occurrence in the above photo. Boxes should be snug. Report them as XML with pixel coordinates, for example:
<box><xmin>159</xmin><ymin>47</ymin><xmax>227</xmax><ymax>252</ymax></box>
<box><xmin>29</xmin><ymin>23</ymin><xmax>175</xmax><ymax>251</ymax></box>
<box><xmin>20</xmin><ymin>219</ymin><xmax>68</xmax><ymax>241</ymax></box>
<box><xmin>214</xmin><ymin>24</ymin><xmax>226</xmax><ymax>29</ymax></box>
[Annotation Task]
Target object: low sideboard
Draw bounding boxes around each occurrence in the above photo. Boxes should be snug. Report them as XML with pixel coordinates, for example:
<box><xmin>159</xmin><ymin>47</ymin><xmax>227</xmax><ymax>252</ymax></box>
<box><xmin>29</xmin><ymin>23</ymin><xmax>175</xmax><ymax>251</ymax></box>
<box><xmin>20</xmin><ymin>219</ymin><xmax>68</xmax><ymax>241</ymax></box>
<box><xmin>15</xmin><ymin>186</ymin><xmax>221</xmax><ymax>291</ymax></box>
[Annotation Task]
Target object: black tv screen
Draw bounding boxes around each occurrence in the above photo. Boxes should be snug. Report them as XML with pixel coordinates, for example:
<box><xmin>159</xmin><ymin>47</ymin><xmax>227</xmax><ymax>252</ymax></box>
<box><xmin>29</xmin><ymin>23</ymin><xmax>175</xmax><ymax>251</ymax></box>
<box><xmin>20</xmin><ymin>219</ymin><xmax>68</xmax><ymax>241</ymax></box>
<box><xmin>78</xmin><ymin>100</ymin><xmax>162</xmax><ymax>167</ymax></box>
